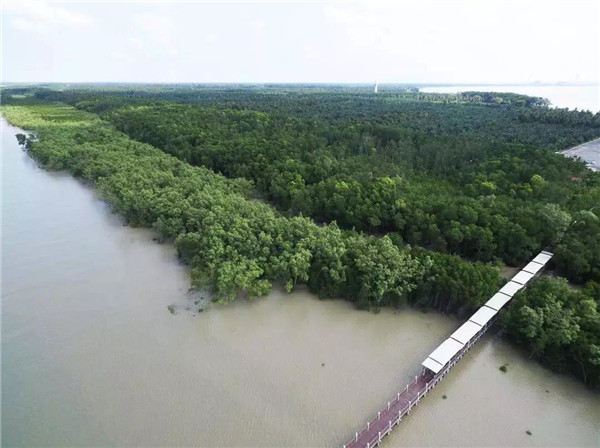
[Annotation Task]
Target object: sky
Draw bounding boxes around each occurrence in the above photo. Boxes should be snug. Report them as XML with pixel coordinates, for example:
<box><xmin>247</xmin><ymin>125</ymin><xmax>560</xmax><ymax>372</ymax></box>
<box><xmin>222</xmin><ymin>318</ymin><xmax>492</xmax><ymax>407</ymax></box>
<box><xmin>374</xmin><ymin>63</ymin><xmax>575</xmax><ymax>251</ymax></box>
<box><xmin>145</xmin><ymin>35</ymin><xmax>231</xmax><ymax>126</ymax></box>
<box><xmin>2</xmin><ymin>0</ymin><xmax>599</xmax><ymax>84</ymax></box>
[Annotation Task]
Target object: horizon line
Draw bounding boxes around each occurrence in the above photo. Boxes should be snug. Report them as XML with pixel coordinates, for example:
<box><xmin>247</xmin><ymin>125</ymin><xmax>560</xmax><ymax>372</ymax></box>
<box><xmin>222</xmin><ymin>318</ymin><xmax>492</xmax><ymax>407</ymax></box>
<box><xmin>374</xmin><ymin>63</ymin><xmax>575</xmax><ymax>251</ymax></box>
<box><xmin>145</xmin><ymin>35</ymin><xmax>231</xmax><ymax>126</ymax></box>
<box><xmin>1</xmin><ymin>81</ymin><xmax>598</xmax><ymax>87</ymax></box>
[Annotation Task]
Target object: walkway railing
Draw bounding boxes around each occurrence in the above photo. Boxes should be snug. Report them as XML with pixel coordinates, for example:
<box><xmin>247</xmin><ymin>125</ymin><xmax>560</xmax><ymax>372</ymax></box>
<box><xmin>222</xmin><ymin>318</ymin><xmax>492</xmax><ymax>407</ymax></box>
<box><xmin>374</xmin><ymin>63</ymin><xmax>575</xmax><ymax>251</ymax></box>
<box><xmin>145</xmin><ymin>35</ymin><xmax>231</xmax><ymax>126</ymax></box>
<box><xmin>343</xmin><ymin>251</ymin><xmax>552</xmax><ymax>448</ymax></box>
<box><xmin>344</xmin><ymin>319</ymin><xmax>492</xmax><ymax>448</ymax></box>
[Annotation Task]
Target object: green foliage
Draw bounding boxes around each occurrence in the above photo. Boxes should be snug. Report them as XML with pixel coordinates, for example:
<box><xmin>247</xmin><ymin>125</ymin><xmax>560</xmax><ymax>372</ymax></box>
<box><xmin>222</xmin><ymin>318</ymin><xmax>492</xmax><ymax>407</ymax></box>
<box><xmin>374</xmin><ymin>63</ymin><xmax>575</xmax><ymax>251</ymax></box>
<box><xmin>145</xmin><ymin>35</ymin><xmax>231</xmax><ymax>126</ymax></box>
<box><xmin>407</xmin><ymin>247</ymin><xmax>502</xmax><ymax>314</ymax></box>
<box><xmin>18</xmin><ymin>86</ymin><xmax>600</xmax><ymax>282</ymax></box>
<box><xmin>54</xmin><ymin>96</ymin><xmax>599</xmax><ymax>282</ymax></box>
<box><xmin>554</xmin><ymin>211</ymin><xmax>600</xmax><ymax>283</ymax></box>
<box><xmin>342</xmin><ymin>234</ymin><xmax>423</xmax><ymax>307</ymax></box>
<box><xmin>501</xmin><ymin>277</ymin><xmax>600</xmax><ymax>386</ymax></box>
<box><xmin>1</xmin><ymin>103</ymin><xmax>425</xmax><ymax>308</ymax></box>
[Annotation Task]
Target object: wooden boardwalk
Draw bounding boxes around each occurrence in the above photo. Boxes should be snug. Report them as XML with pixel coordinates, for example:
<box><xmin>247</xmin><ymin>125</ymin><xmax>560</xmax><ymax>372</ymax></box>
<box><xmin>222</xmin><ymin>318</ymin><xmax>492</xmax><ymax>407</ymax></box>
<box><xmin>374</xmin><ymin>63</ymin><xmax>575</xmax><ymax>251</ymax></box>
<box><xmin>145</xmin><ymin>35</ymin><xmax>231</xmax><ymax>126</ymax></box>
<box><xmin>344</xmin><ymin>320</ymin><xmax>491</xmax><ymax>448</ymax></box>
<box><xmin>343</xmin><ymin>251</ymin><xmax>553</xmax><ymax>448</ymax></box>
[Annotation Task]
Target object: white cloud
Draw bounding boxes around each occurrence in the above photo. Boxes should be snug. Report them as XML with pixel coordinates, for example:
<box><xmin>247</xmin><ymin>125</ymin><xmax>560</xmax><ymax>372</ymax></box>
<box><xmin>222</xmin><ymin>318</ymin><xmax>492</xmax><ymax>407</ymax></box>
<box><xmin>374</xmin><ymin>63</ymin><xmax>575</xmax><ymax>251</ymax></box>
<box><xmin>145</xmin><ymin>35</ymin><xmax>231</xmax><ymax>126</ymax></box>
<box><xmin>12</xmin><ymin>17</ymin><xmax>51</xmax><ymax>33</ymax></box>
<box><xmin>248</xmin><ymin>20</ymin><xmax>267</xmax><ymax>30</ymax></box>
<box><xmin>302</xmin><ymin>45</ymin><xmax>319</xmax><ymax>61</ymax></box>
<box><xmin>130</xmin><ymin>12</ymin><xmax>177</xmax><ymax>55</ymax></box>
<box><xmin>324</xmin><ymin>2</ymin><xmax>460</xmax><ymax>55</ymax></box>
<box><xmin>109</xmin><ymin>51</ymin><xmax>126</xmax><ymax>61</ymax></box>
<box><xmin>128</xmin><ymin>36</ymin><xmax>145</xmax><ymax>51</ymax></box>
<box><xmin>204</xmin><ymin>34</ymin><xmax>218</xmax><ymax>44</ymax></box>
<box><xmin>3</xmin><ymin>0</ymin><xmax>597</xmax><ymax>84</ymax></box>
<box><xmin>6</xmin><ymin>0</ymin><xmax>93</xmax><ymax>33</ymax></box>
<box><xmin>323</xmin><ymin>0</ymin><xmax>599</xmax><ymax>83</ymax></box>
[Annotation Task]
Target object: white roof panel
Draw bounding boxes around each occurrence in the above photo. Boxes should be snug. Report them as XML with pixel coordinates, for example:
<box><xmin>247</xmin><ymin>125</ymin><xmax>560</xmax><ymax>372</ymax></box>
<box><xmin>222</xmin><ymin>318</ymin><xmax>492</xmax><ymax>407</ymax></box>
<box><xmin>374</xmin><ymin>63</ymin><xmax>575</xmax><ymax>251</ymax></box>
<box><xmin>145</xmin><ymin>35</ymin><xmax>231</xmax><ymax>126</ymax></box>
<box><xmin>469</xmin><ymin>306</ymin><xmax>497</xmax><ymax>327</ymax></box>
<box><xmin>485</xmin><ymin>292</ymin><xmax>513</xmax><ymax>311</ymax></box>
<box><xmin>422</xmin><ymin>357</ymin><xmax>444</xmax><ymax>374</ymax></box>
<box><xmin>450</xmin><ymin>321</ymin><xmax>483</xmax><ymax>345</ymax></box>
<box><xmin>499</xmin><ymin>281</ymin><xmax>523</xmax><ymax>297</ymax></box>
<box><xmin>532</xmin><ymin>252</ymin><xmax>553</xmax><ymax>265</ymax></box>
<box><xmin>512</xmin><ymin>270</ymin><xmax>535</xmax><ymax>286</ymax></box>
<box><xmin>427</xmin><ymin>338</ymin><xmax>465</xmax><ymax>366</ymax></box>
<box><xmin>522</xmin><ymin>261</ymin><xmax>544</xmax><ymax>275</ymax></box>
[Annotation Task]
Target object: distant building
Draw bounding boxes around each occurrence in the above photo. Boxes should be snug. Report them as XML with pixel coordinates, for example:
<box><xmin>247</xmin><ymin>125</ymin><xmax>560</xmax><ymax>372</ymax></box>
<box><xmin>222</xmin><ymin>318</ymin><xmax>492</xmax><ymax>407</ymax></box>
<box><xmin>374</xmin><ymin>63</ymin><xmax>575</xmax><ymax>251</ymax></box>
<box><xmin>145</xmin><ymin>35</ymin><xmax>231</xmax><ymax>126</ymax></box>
<box><xmin>374</xmin><ymin>81</ymin><xmax>378</xmax><ymax>93</ymax></box>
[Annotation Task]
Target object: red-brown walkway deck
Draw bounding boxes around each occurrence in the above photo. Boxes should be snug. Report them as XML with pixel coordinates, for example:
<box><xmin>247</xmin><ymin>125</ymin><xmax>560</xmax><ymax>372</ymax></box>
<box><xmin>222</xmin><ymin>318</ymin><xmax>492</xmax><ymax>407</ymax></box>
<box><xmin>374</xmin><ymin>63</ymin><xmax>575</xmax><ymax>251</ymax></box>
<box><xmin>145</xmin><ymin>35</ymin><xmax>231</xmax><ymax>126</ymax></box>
<box><xmin>344</xmin><ymin>320</ymin><xmax>490</xmax><ymax>448</ymax></box>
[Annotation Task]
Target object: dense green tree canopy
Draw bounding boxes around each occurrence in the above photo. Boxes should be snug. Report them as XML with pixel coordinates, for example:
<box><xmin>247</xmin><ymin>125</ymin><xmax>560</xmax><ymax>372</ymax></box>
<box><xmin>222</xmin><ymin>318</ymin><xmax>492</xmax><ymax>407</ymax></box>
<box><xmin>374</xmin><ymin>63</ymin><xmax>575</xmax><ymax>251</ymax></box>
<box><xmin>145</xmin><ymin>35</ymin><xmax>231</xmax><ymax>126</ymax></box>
<box><xmin>502</xmin><ymin>277</ymin><xmax>600</xmax><ymax>386</ymax></box>
<box><xmin>2</xmin><ymin>103</ymin><xmax>429</xmax><ymax>308</ymax></box>
<box><xmin>56</xmin><ymin>96</ymin><xmax>599</xmax><ymax>283</ymax></box>
<box><xmin>3</xmin><ymin>84</ymin><xmax>599</xmax><ymax>387</ymax></box>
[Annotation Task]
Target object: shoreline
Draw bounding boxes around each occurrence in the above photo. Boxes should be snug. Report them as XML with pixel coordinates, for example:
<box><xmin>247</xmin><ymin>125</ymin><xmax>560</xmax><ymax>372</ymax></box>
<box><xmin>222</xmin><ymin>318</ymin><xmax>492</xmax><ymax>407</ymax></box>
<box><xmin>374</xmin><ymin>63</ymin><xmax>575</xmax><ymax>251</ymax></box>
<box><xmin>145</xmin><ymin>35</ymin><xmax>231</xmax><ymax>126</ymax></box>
<box><xmin>559</xmin><ymin>138</ymin><xmax>600</xmax><ymax>172</ymax></box>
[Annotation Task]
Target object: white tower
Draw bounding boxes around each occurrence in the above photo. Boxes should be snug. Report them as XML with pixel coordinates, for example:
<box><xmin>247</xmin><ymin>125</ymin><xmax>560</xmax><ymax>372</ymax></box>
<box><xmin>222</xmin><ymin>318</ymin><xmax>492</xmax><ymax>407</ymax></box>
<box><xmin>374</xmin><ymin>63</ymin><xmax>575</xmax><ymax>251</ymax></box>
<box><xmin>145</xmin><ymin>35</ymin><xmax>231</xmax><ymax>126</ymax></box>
<box><xmin>374</xmin><ymin>81</ymin><xmax>378</xmax><ymax>93</ymax></box>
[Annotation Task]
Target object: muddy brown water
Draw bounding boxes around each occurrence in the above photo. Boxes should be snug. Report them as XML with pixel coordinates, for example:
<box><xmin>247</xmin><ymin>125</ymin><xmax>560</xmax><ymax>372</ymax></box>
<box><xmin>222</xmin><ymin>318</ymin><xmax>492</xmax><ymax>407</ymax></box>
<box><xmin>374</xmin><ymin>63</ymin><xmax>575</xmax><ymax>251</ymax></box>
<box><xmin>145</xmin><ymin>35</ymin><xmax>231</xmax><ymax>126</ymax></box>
<box><xmin>2</xmin><ymin>118</ymin><xmax>598</xmax><ymax>447</ymax></box>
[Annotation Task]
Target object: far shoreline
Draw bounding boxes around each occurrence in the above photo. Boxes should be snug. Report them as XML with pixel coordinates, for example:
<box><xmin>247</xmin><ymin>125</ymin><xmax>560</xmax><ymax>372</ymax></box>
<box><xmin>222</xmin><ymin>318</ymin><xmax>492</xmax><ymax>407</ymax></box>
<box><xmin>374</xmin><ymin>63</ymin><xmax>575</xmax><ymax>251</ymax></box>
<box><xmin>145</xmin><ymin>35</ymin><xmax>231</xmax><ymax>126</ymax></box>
<box><xmin>560</xmin><ymin>138</ymin><xmax>600</xmax><ymax>172</ymax></box>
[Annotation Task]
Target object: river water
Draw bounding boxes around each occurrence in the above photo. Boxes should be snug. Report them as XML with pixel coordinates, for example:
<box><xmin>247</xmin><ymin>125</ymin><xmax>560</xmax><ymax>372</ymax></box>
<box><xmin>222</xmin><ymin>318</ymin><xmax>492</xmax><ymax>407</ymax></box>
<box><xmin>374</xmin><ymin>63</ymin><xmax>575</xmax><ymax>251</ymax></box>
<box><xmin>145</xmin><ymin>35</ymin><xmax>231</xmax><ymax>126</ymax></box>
<box><xmin>1</xmin><ymin>117</ymin><xmax>599</xmax><ymax>447</ymax></box>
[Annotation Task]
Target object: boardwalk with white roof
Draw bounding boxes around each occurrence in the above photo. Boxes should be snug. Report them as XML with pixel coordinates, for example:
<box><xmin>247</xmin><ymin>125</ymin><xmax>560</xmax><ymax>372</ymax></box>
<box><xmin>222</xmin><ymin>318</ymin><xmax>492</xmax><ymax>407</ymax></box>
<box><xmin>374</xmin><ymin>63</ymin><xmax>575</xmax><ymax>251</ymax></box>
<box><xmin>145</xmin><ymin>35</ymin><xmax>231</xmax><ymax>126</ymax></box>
<box><xmin>485</xmin><ymin>292</ymin><xmax>512</xmax><ymax>311</ymax></box>
<box><xmin>344</xmin><ymin>251</ymin><xmax>553</xmax><ymax>448</ymax></box>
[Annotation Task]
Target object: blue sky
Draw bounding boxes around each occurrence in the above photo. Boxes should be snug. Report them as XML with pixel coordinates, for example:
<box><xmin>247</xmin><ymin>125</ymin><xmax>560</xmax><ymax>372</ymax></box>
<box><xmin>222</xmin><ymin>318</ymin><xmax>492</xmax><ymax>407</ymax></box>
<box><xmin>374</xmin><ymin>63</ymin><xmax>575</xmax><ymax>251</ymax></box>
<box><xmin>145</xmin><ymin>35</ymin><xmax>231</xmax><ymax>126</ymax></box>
<box><xmin>2</xmin><ymin>0</ymin><xmax>598</xmax><ymax>84</ymax></box>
